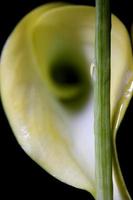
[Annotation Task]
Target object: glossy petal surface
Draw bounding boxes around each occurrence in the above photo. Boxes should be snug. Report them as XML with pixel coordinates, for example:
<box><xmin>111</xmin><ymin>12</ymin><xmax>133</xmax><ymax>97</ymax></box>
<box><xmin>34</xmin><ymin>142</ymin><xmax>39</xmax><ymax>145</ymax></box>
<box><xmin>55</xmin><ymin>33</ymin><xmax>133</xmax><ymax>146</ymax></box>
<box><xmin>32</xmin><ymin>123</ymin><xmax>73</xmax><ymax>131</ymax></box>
<box><xmin>0</xmin><ymin>4</ymin><xmax>133</xmax><ymax>199</ymax></box>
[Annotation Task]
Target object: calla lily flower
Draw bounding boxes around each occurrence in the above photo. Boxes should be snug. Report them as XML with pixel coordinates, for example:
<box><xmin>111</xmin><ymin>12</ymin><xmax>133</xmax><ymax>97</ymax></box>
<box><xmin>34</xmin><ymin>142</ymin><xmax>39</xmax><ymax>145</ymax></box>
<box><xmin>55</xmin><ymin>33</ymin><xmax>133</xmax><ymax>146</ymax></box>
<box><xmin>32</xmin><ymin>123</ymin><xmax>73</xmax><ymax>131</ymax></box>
<box><xmin>0</xmin><ymin>3</ymin><xmax>133</xmax><ymax>200</ymax></box>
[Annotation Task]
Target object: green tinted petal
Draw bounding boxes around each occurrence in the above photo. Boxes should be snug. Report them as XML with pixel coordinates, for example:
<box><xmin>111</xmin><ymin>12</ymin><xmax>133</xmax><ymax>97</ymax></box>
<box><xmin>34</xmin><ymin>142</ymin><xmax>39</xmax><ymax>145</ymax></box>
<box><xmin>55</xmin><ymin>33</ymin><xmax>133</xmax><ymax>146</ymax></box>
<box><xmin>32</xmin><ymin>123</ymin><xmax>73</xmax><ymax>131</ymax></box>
<box><xmin>0</xmin><ymin>4</ymin><xmax>133</xmax><ymax>199</ymax></box>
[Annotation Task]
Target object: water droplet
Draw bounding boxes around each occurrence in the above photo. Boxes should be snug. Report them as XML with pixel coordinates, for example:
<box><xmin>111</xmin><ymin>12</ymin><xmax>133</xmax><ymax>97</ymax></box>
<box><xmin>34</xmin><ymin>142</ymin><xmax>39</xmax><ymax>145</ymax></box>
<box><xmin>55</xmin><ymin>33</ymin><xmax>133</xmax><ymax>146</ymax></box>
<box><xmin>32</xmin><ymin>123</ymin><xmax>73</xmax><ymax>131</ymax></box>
<box><xmin>90</xmin><ymin>61</ymin><xmax>96</xmax><ymax>82</ymax></box>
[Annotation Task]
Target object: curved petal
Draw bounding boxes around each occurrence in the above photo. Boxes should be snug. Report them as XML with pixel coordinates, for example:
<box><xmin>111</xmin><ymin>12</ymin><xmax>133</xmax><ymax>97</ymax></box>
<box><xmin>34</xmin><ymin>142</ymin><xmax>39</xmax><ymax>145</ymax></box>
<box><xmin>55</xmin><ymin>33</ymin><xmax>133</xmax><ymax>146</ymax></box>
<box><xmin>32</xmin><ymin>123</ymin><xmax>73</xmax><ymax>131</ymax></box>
<box><xmin>0</xmin><ymin>4</ymin><xmax>133</xmax><ymax>199</ymax></box>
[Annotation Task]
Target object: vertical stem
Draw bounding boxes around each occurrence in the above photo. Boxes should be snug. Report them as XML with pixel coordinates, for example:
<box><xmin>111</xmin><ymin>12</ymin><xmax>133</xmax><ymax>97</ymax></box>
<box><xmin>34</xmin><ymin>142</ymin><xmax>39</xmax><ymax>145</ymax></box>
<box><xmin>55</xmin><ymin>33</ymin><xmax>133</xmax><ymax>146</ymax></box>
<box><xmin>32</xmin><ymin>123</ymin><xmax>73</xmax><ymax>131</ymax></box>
<box><xmin>94</xmin><ymin>0</ymin><xmax>113</xmax><ymax>200</ymax></box>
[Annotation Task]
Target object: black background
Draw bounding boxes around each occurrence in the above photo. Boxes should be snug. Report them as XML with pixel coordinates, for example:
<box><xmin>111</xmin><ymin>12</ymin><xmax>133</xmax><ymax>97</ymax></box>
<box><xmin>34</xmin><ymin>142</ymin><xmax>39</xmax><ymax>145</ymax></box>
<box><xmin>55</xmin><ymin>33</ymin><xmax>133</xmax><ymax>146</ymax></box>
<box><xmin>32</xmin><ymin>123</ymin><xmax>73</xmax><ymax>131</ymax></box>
<box><xmin>0</xmin><ymin>0</ymin><xmax>133</xmax><ymax>199</ymax></box>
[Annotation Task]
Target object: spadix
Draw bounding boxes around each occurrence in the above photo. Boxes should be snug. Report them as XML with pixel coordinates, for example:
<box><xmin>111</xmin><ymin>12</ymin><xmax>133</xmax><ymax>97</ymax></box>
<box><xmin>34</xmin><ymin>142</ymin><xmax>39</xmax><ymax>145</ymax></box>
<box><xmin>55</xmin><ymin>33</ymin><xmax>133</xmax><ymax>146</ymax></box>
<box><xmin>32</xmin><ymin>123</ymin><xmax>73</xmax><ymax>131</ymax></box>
<box><xmin>0</xmin><ymin>3</ymin><xmax>133</xmax><ymax>200</ymax></box>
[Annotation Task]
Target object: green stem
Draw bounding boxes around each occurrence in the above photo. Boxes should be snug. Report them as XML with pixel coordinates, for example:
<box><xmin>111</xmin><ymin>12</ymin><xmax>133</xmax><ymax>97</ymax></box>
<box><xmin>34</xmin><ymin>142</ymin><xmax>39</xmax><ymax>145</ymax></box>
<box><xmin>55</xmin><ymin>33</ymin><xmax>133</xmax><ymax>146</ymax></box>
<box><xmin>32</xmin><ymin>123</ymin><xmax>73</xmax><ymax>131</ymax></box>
<box><xmin>94</xmin><ymin>0</ymin><xmax>113</xmax><ymax>199</ymax></box>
